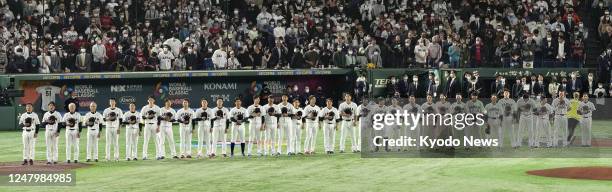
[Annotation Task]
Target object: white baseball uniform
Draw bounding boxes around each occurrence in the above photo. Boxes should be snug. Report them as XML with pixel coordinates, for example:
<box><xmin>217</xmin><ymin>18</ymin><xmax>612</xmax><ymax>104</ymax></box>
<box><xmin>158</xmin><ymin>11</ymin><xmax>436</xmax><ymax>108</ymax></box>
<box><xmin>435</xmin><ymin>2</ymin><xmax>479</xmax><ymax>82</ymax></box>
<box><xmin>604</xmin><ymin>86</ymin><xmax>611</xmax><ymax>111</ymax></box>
<box><xmin>19</xmin><ymin>112</ymin><xmax>40</xmax><ymax>160</ymax></box>
<box><xmin>210</xmin><ymin>107</ymin><xmax>230</xmax><ymax>156</ymax></box>
<box><xmin>262</xmin><ymin>104</ymin><xmax>278</xmax><ymax>155</ymax></box>
<box><xmin>552</xmin><ymin>98</ymin><xmax>570</xmax><ymax>147</ymax></box>
<box><xmin>194</xmin><ymin>107</ymin><xmax>212</xmax><ymax>156</ymax></box>
<box><xmin>84</xmin><ymin>111</ymin><xmax>103</xmax><ymax>160</ymax></box>
<box><xmin>122</xmin><ymin>110</ymin><xmax>141</xmax><ymax>160</ymax></box>
<box><xmin>246</xmin><ymin>104</ymin><xmax>264</xmax><ymax>155</ymax></box>
<box><xmin>140</xmin><ymin>104</ymin><xmax>162</xmax><ymax>159</ymax></box>
<box><xmin>159</xmin><ymin>107</ymin><xmax>177</xmax><ymax>157</ymax></box>
<box><xmin>302</xmin><ymin>104</ymin><xmax>321</xmax><ymax>153</ymax></box>
<box><xmin>63</xmin><ymin>112</ymin><xmax>82</xmax><ymax>161</ymax></box>
<box><xmin>176</xmin><ymin>107</ymin><xmax>195</xmax><ymax>157</ymax></box>
<box><xmin>578</xmin><ymin>101</ymin><xmax>595</xmax><ymax>146</ymax></box>
<box><xmin>338</xmin><ymin>101</ymin><xmax>358</xmax><ymax>152</ymax></box>
<box><xmin>42</xmin><ymin>110</ymin><xmax>62</xmax><ymax>163</ymax></box>
<box><xmin>292</xmin><ymin>107</ymin><xmax>304</xmax><ymax>154</ymax></box>
<box><xmin>103</xmin><ymin>107</ymin><xmax>123</xmax><ymax>160</ymax></box>
<box><xmin>277</xmin><ymin>102</ymin><xmax>294</xmax><ymax>154</ymax></box>
<box><xmin>321</xmin><ymin>106</ymin><xmax>339</xmax><ymax>152</ymax></box>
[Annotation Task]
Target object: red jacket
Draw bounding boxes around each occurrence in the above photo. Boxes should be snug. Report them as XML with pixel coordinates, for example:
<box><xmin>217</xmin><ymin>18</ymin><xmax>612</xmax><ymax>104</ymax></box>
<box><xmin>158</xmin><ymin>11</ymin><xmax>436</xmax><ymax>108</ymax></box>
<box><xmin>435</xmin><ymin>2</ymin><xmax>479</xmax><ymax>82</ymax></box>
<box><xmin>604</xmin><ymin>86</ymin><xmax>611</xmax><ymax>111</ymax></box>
<box><xmin>105</xmin><ymin>43</ymin><xmax>117</xmax><ymax>62</ymax></box>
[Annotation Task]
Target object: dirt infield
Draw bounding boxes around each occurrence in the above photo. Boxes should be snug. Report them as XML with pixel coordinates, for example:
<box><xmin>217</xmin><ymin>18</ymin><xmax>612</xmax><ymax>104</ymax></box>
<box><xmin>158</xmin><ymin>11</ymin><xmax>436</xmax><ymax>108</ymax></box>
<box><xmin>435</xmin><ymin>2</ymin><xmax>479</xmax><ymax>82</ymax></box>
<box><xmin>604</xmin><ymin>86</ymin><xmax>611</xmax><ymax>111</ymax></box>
<box><xmin>0</xmin><ymin>161</ymin><xmax>91</xmax><ymax>174</ymax></box>
<box><xmin>527</xmin><ymin>167</ymin><xmax>612</xmax><ymax>180</ymax></box>
<box><xmin>592</xmin><ymin>138</ymin><xmax>612</xmax><ymax>147</ymax></box>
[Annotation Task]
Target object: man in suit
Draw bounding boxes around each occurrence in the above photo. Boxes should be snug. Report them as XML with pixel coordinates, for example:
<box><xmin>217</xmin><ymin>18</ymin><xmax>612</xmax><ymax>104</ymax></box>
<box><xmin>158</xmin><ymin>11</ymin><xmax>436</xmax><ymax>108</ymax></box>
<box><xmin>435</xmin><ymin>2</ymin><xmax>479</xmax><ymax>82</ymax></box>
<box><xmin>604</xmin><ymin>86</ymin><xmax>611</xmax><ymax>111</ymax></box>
<box><xmin>398</xmin><ymin>74</ymin><xmax>410</xmax><ymax>98</ymax></box>
<box><xmin>269</xmin><ymin>41</ymin><xmax>288</xmax><ymax>69</ymax></box>
<box><xmin>568</xmin><ymin>72</ymin><xmax>582</xmax><ymax>94</ymax></box>
<box><xmin>533</xmin><ymin>74</ymin><xmax>548</xmax><ymax>97</ymax></box>
<box><xmin>491</xmin><ymin>75</ymin><xmax>508</xmax><ymax>97</ymax></box>
<box><xmin>75</xmin><ymin>47</ymin><xmax>93</xmax><ymax>72</ymax></box>
<box><xmin>426</xmin><ymin>73</ymin><xmax>438</xmax><ymax>98</ymax></box>
<box><xmin>445</xmin><ymin>71</ymin><xmax>459</xmax><ymax>100</ymax></box>
<box><xmin>407</xmin><ymin>75</ymin><xmax>420</xmax><ymax>98</ymax></box>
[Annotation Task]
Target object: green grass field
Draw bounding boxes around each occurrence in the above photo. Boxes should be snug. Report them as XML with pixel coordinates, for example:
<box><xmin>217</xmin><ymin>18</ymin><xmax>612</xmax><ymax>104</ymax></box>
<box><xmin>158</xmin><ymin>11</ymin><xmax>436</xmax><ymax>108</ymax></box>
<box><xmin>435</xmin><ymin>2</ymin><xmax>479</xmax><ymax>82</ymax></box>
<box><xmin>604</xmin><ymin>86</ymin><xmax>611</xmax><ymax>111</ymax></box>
<box><xmin>1</xmin><ymin>121</ymin><xmax>611</xmax><ymax>192</ymax></box>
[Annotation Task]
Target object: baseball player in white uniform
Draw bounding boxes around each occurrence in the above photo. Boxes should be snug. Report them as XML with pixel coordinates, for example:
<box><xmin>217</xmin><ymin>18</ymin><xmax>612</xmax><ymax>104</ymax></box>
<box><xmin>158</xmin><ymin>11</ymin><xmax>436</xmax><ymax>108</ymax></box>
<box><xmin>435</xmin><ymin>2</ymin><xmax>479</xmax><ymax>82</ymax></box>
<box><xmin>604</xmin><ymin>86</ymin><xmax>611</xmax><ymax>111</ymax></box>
<box><xmin>404</xmin><ymin>96</ymin><xmax>421</xmax><ymax>150</ymax></box>
<box><xmin>140</xmin><ymin>96</ymin><xmax>162</xmax><ymax>160</ymax></box>
<box><xmin>158</xmin><ymin>46</ymin><xmax>175</xmax><ymax>70</ymax></box>
<box><xmin>387</xmin><ymin>98</ymin><xmax>403</xmax><ymax>151</ymax></box>
<box><xmin>159</xmin><ymin>99</ymin><xmax>178</xmax><ymax>159</ymax></box>
<box><xmin>246</xmin><ymin>97</ymin><xmax>264</xmax><ymax>156</ymax></box>
<box><xmin>63</xmin><ymin>103</ymin><xmax>81</xmax><ymax>163</ymax></box>
<box><xmin>291</xmin><ymin>99</ymin><xmax>304</xmax><ymax>155</ymax></box>
<box><xmin>321</xmin><ymin>98</ymin><xmax>339</xmax><ymax>154</ymax></box>
<box><xmin>103</xmin><ymin>98</ymin><xmax>123</xmax><ymax>161</ymax></box>
<box><xmin>84</xmin><ymin>102</ymin><xmax>104</xmax><ymax>162</ymax></box>
<box><xmin>517</xmin><ymin>93</ymin><xmax>536</xmax><ymax>148</ymax></box>
<box><xmin>176</xmin><ymin>99</ymin><xmax>195</xmax><ymax>158</ymax></box>
<box><xmin>499</xmin><ymin>90</ymin><xmax>517</xmax><ymax>147</ymax></box>
<box><xmin>229</xmin><ymin>98</ymin><xmax>248</xmax><ymax>157</ymax></box>
<box><xmin>122</xmin><ymin>103</ymin><xmax>141</xmax><ymax>161</ymax></box>
<box><xmin>42</xmin><ymin>102</ymin><xmax>62</xmax><ymax>164</ymax></box>
<box><xmin>194</xmin><ymin>98</ymin><xmax>213</xmax><ymax>158</ymax></box>
<box><xmin>210</xmin><ymin>98</ymin><xmax>230</xmax><ymax>157</ymax></box>
<box><xmin>535</xmin><ymin>97</ymin><xmax>553</xmax><ymax>147</ymax></box>
<box><xmin>578</xmin><ymin>94</ymin><xmax>596</xmax><ymax>146</ymax></box>
<box><xmin>552</xmin><ymin>91</ymin><xmax>570</xmax><ymax>147</ymax></box>
<box><xmin>302</xmin><ymin>96</ymin><xmax>320</xmax><ymax>155</ymax></box>
<box><xmin>485</xmin><ymin>95</ymin><xmax>503</xmax><ymax>147</ymax></box>
<box><xmin>19</xmin><ymin>103</ymin><xmax>40</xmax><ymax>165</ymax></box>
<box><xmin>338</xmin><ymin>94</ymin><xmax>358</xmax><ymax>153</ymax></box>
<box><xmin>277</xmin><ymin>94</ymin><xmax>294</xmax><ymax>155</ymax></box>
<box><xmin>356</xmin><ymin>98</ymin><xmax>371</xmax><ymax>152</ymax></box>
<box><xmin>262</xmin><ymin>97</ymin><xmax>279</xmax><ymax>156</ymax></box>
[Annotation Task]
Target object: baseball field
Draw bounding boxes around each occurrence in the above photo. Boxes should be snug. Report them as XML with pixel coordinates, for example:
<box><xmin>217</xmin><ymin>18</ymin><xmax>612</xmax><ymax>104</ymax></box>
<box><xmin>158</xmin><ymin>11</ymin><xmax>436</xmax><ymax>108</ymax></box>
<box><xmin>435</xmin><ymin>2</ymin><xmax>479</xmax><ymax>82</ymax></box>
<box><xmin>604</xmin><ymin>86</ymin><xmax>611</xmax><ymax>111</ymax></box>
<box><xmin>0</xmin><ymin>121</ymin><xmax>611</xmax><ymax>192</ymax></box>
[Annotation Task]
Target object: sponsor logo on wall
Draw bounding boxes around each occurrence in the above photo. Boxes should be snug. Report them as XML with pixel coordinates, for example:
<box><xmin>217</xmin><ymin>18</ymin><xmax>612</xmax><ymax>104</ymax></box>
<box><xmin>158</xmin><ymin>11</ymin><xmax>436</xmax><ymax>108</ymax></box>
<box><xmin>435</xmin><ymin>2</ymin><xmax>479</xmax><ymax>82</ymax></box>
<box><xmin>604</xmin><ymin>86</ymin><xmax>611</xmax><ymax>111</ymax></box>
<box><xmin>110</xmin><ymin>85</ymin><xmax>143</xmax><ymax>92</ymax></box>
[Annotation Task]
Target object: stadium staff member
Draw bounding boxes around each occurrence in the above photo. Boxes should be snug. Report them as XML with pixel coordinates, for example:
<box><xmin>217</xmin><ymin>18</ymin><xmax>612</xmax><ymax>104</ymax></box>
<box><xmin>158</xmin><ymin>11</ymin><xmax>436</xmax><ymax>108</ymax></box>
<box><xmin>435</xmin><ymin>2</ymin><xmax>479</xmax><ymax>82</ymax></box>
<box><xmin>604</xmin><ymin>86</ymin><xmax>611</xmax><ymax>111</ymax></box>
<box><xmin>42</xmin><ymin>102</ymin><xmax>62</xmax><ymax>164</ymax></box>
<box><xmin>19</xmin><ymin>103</ymin><xmax>40</xmax><ymax>165</ymax></box>
<box><xmin>566</xmin><ymin>92</ymin><xmax>582</xmax><ymax>145</ymax></box>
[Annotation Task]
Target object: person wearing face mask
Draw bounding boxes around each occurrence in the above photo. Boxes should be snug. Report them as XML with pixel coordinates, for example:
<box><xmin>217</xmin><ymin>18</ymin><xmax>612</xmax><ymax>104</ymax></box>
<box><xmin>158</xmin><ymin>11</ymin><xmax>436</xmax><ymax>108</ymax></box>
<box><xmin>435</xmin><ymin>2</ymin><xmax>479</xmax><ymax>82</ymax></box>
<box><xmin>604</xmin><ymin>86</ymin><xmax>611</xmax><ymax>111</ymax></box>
<box><xmin>158</xmin><ymin>45</ymin><xmax>175</xmax><ymax>71</ymax></box>
<box><xmin>397</xmin><ymin>74</ymin><xmax>410</xmax><ymax>97</ymax></box>
<box><xmin>407</xmin><ymin>75</ymin><xmax>420</xmax><ymax>98</ymax></box>
<box><xmin>75</xmin><ymin>47</ymin><xmax>92</xmax><ymax>72</ymax></box>
<box><xmin>91</xmin><ymin>38</ymin><xmax>107</xmax><ymax>72</ymax></box>
<box><xmin>445</xmin><ymin>71</ymin><xmax>459</xmax><ymax>98</ymax></box>
<box><xmin>567</xmin><ymin>72</ymin><xmax>582</xmax><ymax>94</ymax></box>
<box><xmin>533</xmin><ymin>75</ymin><xmax>548</xmax><ymax>97</ymax></box>
<box><xmin>593</xmin><ymin>83</ymin><xmax>606</xmax><ymax>105</ymax></box>
<box><xmin>584</xmin><ymin>73</ymin><xmax>597</xmax><ymax>96</ymax></box>
<box><xmin>332</xmin><ymin>46</ymin><xmax>346</xmax><ymax>68</ymax></box>
<box><xmin>414</xmin><ymin>39</ymin><xmax>428</xmax><ymax>68</ymax></box>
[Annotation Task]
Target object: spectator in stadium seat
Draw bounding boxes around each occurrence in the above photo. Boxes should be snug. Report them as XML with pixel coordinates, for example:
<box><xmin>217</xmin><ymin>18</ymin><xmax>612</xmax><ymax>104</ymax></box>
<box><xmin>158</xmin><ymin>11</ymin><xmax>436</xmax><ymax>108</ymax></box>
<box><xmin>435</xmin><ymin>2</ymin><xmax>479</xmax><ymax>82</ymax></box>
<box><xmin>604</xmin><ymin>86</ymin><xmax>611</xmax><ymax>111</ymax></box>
<box><xmin>91</xmin><ymin>38</ymin><xmax>107</xmax><ymax>72</ymax></box>
<box><xmin>75</xmin><ymin>47</ymin><xmax>92</xmax><ymax>72</ymax></box>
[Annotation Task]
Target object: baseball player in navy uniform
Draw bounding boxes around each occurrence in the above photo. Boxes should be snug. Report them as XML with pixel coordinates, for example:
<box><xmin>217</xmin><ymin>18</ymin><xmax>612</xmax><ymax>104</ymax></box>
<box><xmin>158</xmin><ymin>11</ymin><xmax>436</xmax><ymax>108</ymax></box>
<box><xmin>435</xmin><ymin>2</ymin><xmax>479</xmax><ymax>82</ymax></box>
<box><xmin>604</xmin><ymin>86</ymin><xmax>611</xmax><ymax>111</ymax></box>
<box><xmin>122</xmin><ymin>103</ymin><xmax>141</xmax><ymax>161</ymax></box>
<box><xmin>63</xmin><ymin>103</ymin><xmax>82</xmax><ymax>163</ymax></box>
<box><xmin>103</xmin><ymin>98</ymin><xmax>123</xmax><ymax>161</ymax></box>
<box><xmin>19</xmin><ymin>103</ymin><xmax>40</xmax><ymax>165</ymax></box>
<box><xmin>84</xmin><ymin>102</ymin><xmax>104</xmax><ymax>162</ymax></box>
<box><xmin>42</xmin><ymin>102</ymin><xmax>62</xmax><ymax>164</ymax></box>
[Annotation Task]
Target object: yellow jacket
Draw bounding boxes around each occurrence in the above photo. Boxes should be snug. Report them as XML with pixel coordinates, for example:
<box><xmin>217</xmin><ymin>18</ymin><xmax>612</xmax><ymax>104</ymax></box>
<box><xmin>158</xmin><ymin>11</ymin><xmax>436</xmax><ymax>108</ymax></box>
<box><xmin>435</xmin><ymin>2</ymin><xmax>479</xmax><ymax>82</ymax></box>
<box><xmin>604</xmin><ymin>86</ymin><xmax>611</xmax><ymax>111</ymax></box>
<box><xmin>567</xmin><ymin>99</ymin><xmax>581</xmax><ymax>120</ymax></box>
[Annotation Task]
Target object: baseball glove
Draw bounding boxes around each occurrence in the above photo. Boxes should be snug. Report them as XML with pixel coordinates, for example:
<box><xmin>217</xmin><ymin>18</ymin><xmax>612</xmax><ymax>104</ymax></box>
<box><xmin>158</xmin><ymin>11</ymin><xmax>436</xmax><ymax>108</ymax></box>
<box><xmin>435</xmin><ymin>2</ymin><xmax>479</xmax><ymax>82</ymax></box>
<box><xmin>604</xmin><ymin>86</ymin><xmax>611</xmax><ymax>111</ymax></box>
<box><xmin>343</xmin><ymin>108</ymin><xmax>353</xmax><ymax>116</ymax></box>
<box><xmin>438</xmin><ymin>106</ymin><xmax>447</xmax><ymax>114</ymax></box>
<box><xmin>24</xmin><ymin>117</ymin><xmax>33</xmax><ymax>127</ymax></box>
<box><xmin>504</xmin><ymin>105</ymin><xmax>512</xmax><ymax>116</ymax></box>
<box><xmin>253</xmin><ymin>107</ymin><xmax>261</xmax><ymax>115</ymax></box>
<box><xmin>47</xmin><ymin>115</ymin><xmax>57</xmax><ymax>125</ymax></box>
<box><xmin>296</xmin><ymin>111</ymin><xmax>303</xmax><ymax>120</ymax></box>
<box><xmin>128</xmin><ymin>115</ymin><xmax>138</xmax><ymax>124</ymax></box>
<box><xmin>580</xmin><ymin>105</ymin><xmax>590</xmax><ymax>114</ymax></box>
<box><xmin>267</xmin><ymin>107</ymin><xmax>276</xmax><ymax>116</ymax></box>
<box><xmin>327</xmin><ymin>111</ymin><xmax>335</xmax><ymax>121</ymax></box>
<box><xmin>281</xmin><ymin>107</ymin><xmax>289</xmax><ymax>116</ymax></box>
<box><xmin>309</xmin><ymin>111</ymin><xmax>318</xmax><ymax>120</ymax></box>
<box><xmin>360</xmin><ymin>108</ymin><xmax>370</xmax><ymax>117</ymax></box>
<box><xmin>146</xmin><ymin>110</ymin><xmax>156</xmax><ymax>119</ymax></box>
<box><xmin>454</xmin><ymin>106</ymin><xmax>463</xmax><ymax>113</ymax></box>
<box><xmin>107</xmin><ymin>112</ymin><xmax>117</xmax><ymax>121</ymax></box>
<box><xmin>199</xmin><ymin>111</ymin><xmax>209</xmax><ymax>120</ymax></box>
<box><xmin>216</xmin><ymin>110</ymin><xmax>224</xmax><ymax>118</ymax></box>
<box><xmin>164</xmin><ymin>112</ymin><xmax>173</xmax><ymax>121</ymax></box>
<box><xmin>181</xmin><ymin>114</ymin><xmax>191</xmax><ymax>124</ymax></box>
<box><xmin>67</xmin><ymin>118</ymin><xmax>77</xmax><ymax>127</ymax></box>
<box><xmin>86</xmin><ymin>117</ymin><xmax>96</xmax><ymax>127</ymax></box>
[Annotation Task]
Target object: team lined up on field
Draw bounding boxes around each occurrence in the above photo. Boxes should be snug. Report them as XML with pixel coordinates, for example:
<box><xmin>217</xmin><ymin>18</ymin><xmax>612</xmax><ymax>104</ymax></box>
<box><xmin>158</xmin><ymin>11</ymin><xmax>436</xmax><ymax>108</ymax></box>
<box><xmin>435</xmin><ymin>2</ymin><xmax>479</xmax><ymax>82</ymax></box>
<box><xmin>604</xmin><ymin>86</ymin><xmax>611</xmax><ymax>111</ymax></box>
<box><xmin>363</xmin><ymin>89</ymin><xmax>595</xmax><ymax>152</ymax></box>
<box><xmin>18</xmin><ymin>93</ymin><xmax>364</xmax><ymax>165</ymax></box>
